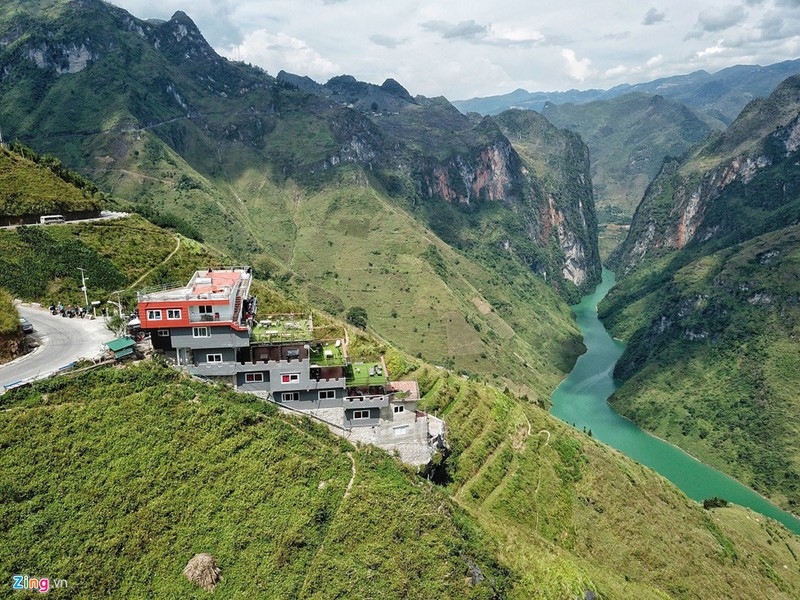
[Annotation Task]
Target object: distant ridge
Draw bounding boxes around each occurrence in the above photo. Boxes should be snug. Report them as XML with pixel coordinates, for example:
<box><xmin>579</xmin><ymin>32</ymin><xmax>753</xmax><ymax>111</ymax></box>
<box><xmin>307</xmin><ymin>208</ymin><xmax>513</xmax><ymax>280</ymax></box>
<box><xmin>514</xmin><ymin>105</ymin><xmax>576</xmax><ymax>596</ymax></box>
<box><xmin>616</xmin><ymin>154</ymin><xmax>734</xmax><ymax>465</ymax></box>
<box><xmin>453</xmin><ymin>59</ymin><xmax>800</xmax><ymax>124</ymax></box>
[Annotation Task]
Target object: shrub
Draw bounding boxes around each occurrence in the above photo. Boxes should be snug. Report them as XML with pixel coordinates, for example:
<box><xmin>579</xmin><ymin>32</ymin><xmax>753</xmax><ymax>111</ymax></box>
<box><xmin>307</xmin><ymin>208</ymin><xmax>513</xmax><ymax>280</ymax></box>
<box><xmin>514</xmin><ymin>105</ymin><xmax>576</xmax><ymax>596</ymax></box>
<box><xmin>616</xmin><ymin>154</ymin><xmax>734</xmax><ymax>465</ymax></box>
<box><xmin>346</xmin><ymin>306</ymin><xmax>368</xmax><ymax>329</ymax></box>
<box><xmin>703</xmin><ymin>496</ymin><xmax>729</xmax><ymax>509</ymax></box>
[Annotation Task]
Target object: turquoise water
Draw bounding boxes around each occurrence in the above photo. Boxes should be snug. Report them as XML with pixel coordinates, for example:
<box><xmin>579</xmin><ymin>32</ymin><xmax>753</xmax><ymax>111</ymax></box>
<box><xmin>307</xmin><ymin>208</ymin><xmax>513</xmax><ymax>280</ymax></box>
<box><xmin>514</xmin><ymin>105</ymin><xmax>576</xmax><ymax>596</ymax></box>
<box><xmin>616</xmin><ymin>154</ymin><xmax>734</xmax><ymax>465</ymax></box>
<box><xmin>551</xmin><ymin>268</ymin><xmax>800</xmax><ymax>534</ymax></box>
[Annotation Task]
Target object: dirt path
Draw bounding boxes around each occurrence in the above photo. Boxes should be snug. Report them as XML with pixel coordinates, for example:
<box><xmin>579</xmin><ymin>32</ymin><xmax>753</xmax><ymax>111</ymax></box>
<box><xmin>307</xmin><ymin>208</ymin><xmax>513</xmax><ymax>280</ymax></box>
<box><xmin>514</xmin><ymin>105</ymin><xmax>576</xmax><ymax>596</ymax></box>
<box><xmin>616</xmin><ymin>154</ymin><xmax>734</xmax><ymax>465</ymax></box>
<box><xmin>299</xmin><ymin>450</ymin><xmax>358</xmax><ymax>595</ymax></box>
<box><xmin>126</xmin><ymin>235</ymin><xmax>181</xmax><ymax>291</ymax></box>
<box><xmin>343</xmin><ymin>451</ymin><xmax>356</xmax><ymax>499</ymax></box>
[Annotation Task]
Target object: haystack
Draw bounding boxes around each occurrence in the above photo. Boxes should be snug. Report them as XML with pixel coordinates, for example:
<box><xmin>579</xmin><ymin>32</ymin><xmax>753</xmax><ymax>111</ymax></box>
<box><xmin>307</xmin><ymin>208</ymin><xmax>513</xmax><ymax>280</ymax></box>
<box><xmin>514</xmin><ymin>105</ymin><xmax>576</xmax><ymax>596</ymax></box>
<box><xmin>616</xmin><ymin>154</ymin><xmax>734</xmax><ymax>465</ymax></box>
<box><xmin>183</xmin><ymin>553</ymin><xmax>222</xmax><ymax>592</ymax></box>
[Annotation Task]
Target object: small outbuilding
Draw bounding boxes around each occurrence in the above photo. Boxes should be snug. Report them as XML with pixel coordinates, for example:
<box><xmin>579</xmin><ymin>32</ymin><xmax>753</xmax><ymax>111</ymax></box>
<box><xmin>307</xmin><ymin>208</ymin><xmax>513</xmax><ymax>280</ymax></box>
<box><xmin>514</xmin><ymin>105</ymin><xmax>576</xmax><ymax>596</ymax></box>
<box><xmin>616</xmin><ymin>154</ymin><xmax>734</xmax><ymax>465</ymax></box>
<box><xmin>105</xmin><ymin>336</ymin><xmax>136</xmax><ymax>360</ymax></box>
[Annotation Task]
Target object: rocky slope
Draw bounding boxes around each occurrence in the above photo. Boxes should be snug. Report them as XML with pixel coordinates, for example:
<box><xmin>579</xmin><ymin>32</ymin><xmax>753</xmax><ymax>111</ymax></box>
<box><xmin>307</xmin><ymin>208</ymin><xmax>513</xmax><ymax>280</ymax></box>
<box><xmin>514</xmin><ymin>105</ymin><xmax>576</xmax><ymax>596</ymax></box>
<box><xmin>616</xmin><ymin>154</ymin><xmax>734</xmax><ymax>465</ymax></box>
<box><xmin>540</xmin><ymin>93</ymin><xmax>716</xmax><ymax>222</ymax></box>
<box><xmin>600</xmin><ymin>75</ymin><xmax>800</xmax><ymax>510</ymax></box>
<box><xmin>613</xmin><ymin>75</ymin><xmax>800</xmax><ymax>276</ymax></box>
<box><xmin>0</xmin><ymin>0</ymin><xmax>600</xmax><ymax>301</ymax></box>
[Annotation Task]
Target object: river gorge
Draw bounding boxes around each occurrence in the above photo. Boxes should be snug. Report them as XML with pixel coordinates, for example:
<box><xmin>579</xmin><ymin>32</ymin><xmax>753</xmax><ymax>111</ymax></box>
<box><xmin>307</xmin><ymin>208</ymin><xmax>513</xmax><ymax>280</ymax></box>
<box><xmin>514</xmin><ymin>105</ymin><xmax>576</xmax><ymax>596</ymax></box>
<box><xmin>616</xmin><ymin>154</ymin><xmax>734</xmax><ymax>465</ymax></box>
<box><xmin>551</xmin><ymin>268</ymin><xmax>800</xmax><ymax>534</ymax></box>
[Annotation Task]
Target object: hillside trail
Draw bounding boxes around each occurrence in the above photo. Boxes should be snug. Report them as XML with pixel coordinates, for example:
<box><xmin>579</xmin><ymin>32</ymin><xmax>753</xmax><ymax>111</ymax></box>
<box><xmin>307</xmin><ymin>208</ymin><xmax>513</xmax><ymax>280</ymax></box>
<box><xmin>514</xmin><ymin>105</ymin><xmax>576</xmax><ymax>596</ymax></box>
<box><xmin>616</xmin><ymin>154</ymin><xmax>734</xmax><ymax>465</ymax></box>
<box><xmin>298</xmin><ymin>451</ymin><xmax>358</xmax><ymax>595</ymax></box>
<box><xmin>126</xmin><ymin>235</ymin><xmax>181</xmax><ymax>291</ymax></box>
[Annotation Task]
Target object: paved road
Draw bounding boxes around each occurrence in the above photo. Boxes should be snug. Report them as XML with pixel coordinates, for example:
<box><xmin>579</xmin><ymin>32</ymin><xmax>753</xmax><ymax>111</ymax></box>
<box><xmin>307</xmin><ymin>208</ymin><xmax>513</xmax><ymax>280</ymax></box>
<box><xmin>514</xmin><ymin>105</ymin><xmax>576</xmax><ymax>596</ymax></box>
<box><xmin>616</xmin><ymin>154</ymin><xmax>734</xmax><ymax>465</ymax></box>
<box><xmin>1</xmin><ymin>305</ymin><xmax>116</xmax><ymax>392</ymax></box>
<box><xmin>0</xmin><ymin>211</ymin><xmax>129</xmax><ymax>230</ymax></box>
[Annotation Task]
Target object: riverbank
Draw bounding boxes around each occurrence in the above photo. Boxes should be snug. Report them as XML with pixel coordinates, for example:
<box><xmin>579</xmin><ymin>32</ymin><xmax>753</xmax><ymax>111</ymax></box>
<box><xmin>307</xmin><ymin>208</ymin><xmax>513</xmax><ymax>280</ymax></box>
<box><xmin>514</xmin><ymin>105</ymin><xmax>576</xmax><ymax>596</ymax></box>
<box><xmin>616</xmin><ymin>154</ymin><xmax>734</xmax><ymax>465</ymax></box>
<box><xmin>551</xmin><ymin>268</ymin><xmax>800</xmax><ymax>535</ymax></box>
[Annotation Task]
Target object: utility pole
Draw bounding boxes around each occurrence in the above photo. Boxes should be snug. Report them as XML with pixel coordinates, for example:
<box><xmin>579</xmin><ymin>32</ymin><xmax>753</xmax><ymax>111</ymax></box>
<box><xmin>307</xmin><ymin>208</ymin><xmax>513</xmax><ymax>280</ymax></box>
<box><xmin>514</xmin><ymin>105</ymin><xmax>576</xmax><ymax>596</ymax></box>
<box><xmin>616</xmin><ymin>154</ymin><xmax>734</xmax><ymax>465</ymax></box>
<box><xmin>109</xmin><ymin>289</ymin><xmax>123</xmax><ymax>316</ymax></box>
<box><xmin>77</xmin><ymin>267</ymin><xmax>89</xmax><ymax>308</ymax></box>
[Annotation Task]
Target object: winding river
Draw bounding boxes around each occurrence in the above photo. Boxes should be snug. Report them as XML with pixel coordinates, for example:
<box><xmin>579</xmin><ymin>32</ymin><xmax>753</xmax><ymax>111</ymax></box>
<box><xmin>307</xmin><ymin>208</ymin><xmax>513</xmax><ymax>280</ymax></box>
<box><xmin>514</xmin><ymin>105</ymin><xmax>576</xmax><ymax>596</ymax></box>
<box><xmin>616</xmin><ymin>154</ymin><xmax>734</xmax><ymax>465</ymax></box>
<box><xmin>551</xmin><ymin>268</ymin><xmax>800</xmax><ymax>535</ymax></box>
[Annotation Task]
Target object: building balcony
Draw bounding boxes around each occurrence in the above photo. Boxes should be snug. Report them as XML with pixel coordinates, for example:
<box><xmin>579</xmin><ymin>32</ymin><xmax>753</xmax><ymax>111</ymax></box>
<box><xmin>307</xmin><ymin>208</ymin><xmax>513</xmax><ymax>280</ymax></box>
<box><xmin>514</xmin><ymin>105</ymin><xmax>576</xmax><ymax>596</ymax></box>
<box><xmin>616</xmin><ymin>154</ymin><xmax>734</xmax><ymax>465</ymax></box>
<box><xmin>343</xmin><ymin>394</ymin><xmax>389</xmax><ymax>408</ymax></box>
<box><xmin>185</xmin><ymin>362</ymin><xmax>236</xmax><ymax>377</ymax></box>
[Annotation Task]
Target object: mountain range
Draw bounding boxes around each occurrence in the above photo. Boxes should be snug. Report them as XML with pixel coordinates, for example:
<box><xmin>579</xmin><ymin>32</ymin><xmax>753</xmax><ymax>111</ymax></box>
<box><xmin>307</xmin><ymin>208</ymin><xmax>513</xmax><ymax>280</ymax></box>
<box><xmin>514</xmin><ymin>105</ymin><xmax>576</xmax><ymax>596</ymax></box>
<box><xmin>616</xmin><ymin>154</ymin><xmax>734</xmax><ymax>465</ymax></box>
<box><xmin>453</xmin><ymin>59</ymin><xmax>800</xmax><ymax>124</ymax></box>
<box><xmin>454</xmin><ymin>59</ymin><xmax>800</xmax><ymax>253</ymax></box>
<box><xmin>2</xmin><ymin>0</ymin><xmax>800</xmax><ymax>597</ymax></box>
<box><xmin>601</xmin><ymin>75</ymin><xmax>800</xmax><ymax>512</ymax></box>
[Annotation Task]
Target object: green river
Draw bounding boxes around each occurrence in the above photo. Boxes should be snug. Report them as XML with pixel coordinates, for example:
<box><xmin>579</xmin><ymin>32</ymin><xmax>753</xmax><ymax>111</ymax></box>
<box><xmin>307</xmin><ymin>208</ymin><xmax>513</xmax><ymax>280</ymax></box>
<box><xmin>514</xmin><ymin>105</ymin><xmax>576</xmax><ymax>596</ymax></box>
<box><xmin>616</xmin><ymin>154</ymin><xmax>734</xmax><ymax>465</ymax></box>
<box><xmin>551</xmin><ymin>268</ymin><xmax>800</xmax><ymax>535</ymax></box>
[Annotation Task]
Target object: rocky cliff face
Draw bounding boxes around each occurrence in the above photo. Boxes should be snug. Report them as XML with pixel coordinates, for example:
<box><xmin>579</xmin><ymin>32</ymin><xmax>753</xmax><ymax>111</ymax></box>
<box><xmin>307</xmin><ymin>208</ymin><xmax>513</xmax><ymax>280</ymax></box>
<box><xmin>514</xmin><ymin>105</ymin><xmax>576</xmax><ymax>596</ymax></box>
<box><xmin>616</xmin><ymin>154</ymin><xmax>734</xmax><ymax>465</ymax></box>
<box><xmin>615</xmin><ymin>75</ymin><xmax>800</xmax><ymax>276</ymax></box>
<box><xmin>280</xmin><ymin>74</ymin><xmax>601</xmax><ymax>294</ymax></box>
<box><xmin>0</xmin><ymin>0</ymin><xmax>600</xmax><ymax>296</ymax></box>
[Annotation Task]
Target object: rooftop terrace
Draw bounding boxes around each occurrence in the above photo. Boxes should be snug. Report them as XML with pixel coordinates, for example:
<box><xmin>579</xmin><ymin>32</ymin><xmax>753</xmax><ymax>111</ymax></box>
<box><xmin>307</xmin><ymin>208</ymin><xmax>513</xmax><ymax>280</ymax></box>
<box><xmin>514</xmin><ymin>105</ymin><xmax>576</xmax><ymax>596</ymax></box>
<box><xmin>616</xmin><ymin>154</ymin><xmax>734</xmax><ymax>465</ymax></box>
<box><xmin>138</xmin><ymin>267</ymin><xmax>252</xmax><ymax>302</ymax></box>
<box><xmin>251</xmin><ymin>314</ymin><xmax>314</xmax><ymax>344</ymax></box>
<box><xmin>345</xmin><ymin>361</ymin><xmax>389</xmax><ymax>388</ymax></box>
<box><xmin>309</xmin><ymin>341</ymin><xmax>345</xmax><ymax>366</ymax></box>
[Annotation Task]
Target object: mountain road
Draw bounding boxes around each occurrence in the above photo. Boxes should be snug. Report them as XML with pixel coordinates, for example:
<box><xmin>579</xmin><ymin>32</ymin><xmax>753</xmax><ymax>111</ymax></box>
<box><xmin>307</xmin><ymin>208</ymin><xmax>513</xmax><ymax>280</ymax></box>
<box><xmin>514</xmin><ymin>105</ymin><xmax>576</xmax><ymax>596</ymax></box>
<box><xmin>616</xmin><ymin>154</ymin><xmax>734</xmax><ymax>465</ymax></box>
<box><xmin>1</xmin><ymin>304</ymin><xmax>116</xmax><ymax>393</ymax></box>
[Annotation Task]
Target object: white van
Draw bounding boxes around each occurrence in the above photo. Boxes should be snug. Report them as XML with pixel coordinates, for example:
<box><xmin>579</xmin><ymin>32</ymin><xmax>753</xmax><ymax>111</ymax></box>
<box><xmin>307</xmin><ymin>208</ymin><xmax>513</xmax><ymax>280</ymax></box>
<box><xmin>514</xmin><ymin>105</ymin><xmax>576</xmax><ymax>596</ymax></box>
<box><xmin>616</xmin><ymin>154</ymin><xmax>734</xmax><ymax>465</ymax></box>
<box><xmin>39</xmin><ymin>214</ymin><xmax>65</xmax><ymax>225</ymax></box>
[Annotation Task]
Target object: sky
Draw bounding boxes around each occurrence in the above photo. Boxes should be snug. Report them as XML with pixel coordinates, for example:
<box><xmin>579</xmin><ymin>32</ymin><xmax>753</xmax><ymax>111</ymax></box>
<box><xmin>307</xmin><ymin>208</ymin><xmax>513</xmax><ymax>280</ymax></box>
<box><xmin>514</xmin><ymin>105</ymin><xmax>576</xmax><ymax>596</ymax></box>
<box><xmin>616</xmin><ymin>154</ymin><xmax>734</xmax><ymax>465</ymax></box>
<box><xmin>110</xmin><ymin>0</ymin><xmax>800</xmax><ymax>100</ymax></box>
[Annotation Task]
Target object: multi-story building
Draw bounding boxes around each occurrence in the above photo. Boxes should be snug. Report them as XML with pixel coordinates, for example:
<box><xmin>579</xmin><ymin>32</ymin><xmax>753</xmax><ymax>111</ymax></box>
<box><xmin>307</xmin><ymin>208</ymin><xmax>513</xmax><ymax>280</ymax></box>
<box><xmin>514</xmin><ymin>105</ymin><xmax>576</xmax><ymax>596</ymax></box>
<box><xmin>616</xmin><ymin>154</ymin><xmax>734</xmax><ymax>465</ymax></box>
<box><xmin>136</xmin><ymin>268</ymin><xmax>434</xmax><ymax>439</ymax></box>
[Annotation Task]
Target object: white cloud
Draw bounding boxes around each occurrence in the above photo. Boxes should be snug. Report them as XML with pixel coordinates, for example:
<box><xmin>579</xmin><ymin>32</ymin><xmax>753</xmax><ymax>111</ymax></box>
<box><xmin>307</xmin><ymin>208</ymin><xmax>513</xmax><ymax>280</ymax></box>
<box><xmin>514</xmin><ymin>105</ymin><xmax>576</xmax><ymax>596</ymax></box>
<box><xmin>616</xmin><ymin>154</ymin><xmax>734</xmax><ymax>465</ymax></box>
<box><xmin>109</xmin><ymin>0</ymin><xmax>800</xmax><ymax>99</ymax></box>
<box><xmin>696</xmin><ymin>40</ymin><xmax>727</xmax><ymax>57</ymax></box>
<box><xmin>561</xmin><ymin>48</ymin><xmax>594</xmax><ymax>81</ymax></box>
<box><xmin>223</xmin><ymin>30</ymin><xmax>340</xmax><ymax>79</ymax></box>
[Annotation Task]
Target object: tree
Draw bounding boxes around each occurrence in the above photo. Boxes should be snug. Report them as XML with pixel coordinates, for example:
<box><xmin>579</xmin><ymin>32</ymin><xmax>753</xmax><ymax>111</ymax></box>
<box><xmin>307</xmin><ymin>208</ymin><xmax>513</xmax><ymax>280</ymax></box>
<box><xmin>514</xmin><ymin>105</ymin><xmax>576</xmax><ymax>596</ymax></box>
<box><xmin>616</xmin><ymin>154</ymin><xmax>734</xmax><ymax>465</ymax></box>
<box><xmin>346</xmin><ymin>306</ymin><xmax>368</xmax><ymax>329</ymax></box>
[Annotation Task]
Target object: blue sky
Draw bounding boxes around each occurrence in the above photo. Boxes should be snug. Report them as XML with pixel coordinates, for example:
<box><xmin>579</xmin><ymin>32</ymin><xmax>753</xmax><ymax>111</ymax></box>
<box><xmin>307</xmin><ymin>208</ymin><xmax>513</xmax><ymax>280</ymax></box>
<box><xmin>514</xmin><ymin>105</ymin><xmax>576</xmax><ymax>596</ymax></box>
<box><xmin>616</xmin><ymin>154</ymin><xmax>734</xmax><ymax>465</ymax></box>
<box><xmin>111</xmin><ymin>0</ymin><xmax>800</xmax><ymax>99</ymax></box>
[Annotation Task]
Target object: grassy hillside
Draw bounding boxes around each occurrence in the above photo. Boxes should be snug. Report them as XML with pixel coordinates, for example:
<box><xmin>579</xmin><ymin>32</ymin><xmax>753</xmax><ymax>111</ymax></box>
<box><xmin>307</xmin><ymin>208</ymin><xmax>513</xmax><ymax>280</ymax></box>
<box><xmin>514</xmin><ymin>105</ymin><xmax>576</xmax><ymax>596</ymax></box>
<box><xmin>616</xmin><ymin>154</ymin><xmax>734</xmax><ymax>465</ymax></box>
<box><xmin>0</xmin><ymin>145</ymin><xmax>101</xmax><ymax>217</ymax></box>
<box><xmin>0</xmin><ymin>363</ymin><xmax>502</xmax><ymax>599</ymax></box>
<box><xmin>3</xmin><ymin>359</ymin><xmax>798</xmax><ymax>599</ymax></box>
<box><xmin>110</xmin><ymin>162</ymin><xmax>583</xmax><ymax>399</ymax></box>
<box><xmin>601</xmin><ymin>225</ymin><xmax>800</xmax><ymax>512</ymax></box>
<box><xmin>416</xmin><ymin>366</ymin><xmax>800</xmax><ymax>599</ymax></box>
<box><xmin>0</xmin><ymin>215</ymin><xmax>221</xmax><ymax>310</ymax></box>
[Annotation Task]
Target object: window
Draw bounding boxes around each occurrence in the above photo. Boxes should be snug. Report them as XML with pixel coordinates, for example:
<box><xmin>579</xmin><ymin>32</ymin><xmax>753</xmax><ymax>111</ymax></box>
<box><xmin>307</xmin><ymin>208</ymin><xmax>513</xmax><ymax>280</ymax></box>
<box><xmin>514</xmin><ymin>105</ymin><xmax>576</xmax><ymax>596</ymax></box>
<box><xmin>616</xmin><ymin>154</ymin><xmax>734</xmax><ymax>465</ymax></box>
<box><xmin>393</xmin><ymin>425</ymin><xmax>409</xmax><ymax>437</ymax></box>
<box><xmin>167</xmin><ymin>309</ymin><xmax>181</xmax><ymax>320</ymax></box>
<box><xmin>281</xmin><ymin>373</ymin><xmax>300</xmax><ymax>384</ymax></box>
<box><xmin>147</xmin><ymin>309</ymin><xmax>162</xmax><ymax>320</ymax></box>
<box><xmin>245</xmin><ymin>373</ymin><xmax>264</xmax><ymax>383</ymax></box>
<box><xmin>353</xmin><ymin>410</ymin><xmax>371</xmax><ymax>420</ymax></box>
<box><xmin>157</xmin><ymin>329</ymin><xmax>170</xmax><ymax>337</ymax></box>
<box><xmin>192</xmin><ymin>327</ymin><xmax>210</xmax><ymax>338</ymax></box>
<box><xmin>393</xmin><ymin>405</ymin><xmax>405</xmax><ymax>414</ymax></box>
<box><xmin>319</xmin><ymin>390</ymin><xmax>336</xmax><ymax>400</ymax></box>
<box><xmin>282</xmin><ymin>392</ymin><xmax>299</xmax><ymax>402</ymax></box>
<box><xmin>206</xmin><ymin>354</ymin><xmax>223</xmax><ymax>363</ymax></box>
<box><xmin>198</xmin><ymin>305</ymin><xmax>213</xmax><ymax>314</ymax></box>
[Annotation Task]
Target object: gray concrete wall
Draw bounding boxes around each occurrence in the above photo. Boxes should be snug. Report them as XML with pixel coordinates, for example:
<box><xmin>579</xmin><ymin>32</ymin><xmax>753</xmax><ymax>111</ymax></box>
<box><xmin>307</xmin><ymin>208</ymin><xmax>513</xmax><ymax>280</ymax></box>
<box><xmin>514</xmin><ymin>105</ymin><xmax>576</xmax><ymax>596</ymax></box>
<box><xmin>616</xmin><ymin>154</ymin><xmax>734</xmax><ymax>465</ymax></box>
<box><xmin>171</xmin><ymin>326</ymin><xmax>250</xmax><ymax>350</ymax></box>
<box><xmin>344</xmin><ymin>407</ymin><xmax>380</xmax><ymax>428</ymax></box>
<box><xmin>277</xmin><ymin>388</ymin><xmax>345</xmax><ymax>410</ymax></box>
<box><xmin>235</xmin><ymin>370</ymin><xmax>271</xmax><ymax>393</ymax></box>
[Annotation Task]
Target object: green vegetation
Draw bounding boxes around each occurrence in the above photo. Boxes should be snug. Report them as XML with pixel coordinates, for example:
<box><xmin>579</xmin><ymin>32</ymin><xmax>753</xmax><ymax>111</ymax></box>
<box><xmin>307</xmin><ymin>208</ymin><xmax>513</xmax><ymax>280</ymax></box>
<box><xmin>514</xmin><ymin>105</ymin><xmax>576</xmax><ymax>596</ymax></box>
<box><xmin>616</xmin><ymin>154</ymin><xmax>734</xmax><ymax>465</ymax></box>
<box><xmin>0</xmin><ymin>215</ymin><xmax>221</xmax><ymax>310</ymax></box>
<box><xmin>705</xmin><ymin>497</ymin><xmax>730</xmax><ymax>509</ymax></box>
<box><xmin>0</xmin><ymin>287</ymin><xmax>24</xmax><ymax>364</ymax></box>
<box><xmin>0</xmin><ymin>287</ymin><xmax>19</xmax><ymax>336</ymax></box>
<box><xmin>603</xmin><ymin>77</ymin><xmax>800</xmax><ymax>512</ymax></box>
<box><xmin>602</xmin><ymin>225</ymin><xmax>800</xmax><ymax>511</ymax></box>
<box><xmin>540</xmin><ymin>93</ymin><xmax>715</xmax><ymax>222</ymax></box>
<box><xmin>0</xmin><ymin>146</ymin><xmax>100</xmax><ymax>218</ymax></box>
<box><xmin>2</xmin><ymin>358</ymin><xmax>798</xmax><ymax>599</ymax></box>
<box><xmin>415</xmin><ymin>364</ymin><xmax>800</xmax><ymax>598</ymax></box>
<box><xmin>0</xmin><ymin>363</ymin><xmax>501</xmax><ymax>599</ymax></box>
<box><xmin>345</xmin><ymin>306</ymin><xmax>368</xmax><ymax>329</ymax></box>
